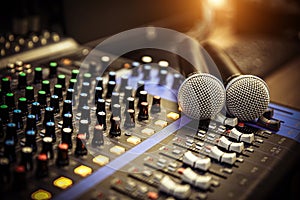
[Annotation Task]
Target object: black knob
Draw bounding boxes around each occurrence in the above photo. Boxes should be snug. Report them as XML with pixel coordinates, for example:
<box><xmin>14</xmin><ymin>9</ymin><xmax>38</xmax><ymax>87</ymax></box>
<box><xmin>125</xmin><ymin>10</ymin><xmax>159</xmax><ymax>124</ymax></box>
<box><xmin>31</xmin><ymin>102</ymin><xmax>41</xmax><ymax>122</ymax></box>
<box><xmin>42</xmin><ymin>80</ymin><xmax>51</xmax><ymax>96</ymax></box>
<box><xmin>83</xmin><ymin>72</ymin><xmax>92</xmax><ymax>83</ymax></box>
<box><xmin>172</xmin><ymin>73</ymin><xmax>183</xmax><ymax>89</ymax></box>
<box><xmin>18</xmin><ymin>72</ymin><xmax>27</xmax><ymax>89</ymax></box>
<box><xmin>71</xmin><ymin>69</ymin><xmax>79</xmax><ymax>79</ymax></box>
<box><xmin>34</xmin><ymin>67</ymin><xmax>43</xmax><ymax>84</ymax></box>
<box><xmin>81</xmin><ymin>82</ymin><xmax>90</xmax><ymax>94</ymax></box>
<box><xmin>131</xmin><ymin>61</ymin><xmax>140</xmax><ymax>77</ymax></box>
<box><xmin>61</xmin><ymin>128</ymin><xmax>73</xmax><ymax>149</ymax></box>
<box><xmin>0</xmin><ymin>118</ymin><xmax>3</xmax><ymax>138</ymax></box>
<box><xmin>138</xmin><ymin>102</ymin><xmax>149</xmax><ymax>121</ymax></box>
<box><xmin>126</xmin><ymin>97</ymin><xmax>135</xmax><ymax>110</ymax></box>
<box><xmin>109</xmin><ymin>116</ymin><xmax>121</xmax><ymax>137</ymax></box>
<box><xmin>0</xmin><ymin>104</ymin><xmax>9</xmax><ymax>123</ymax></box>
<box><xmin>111</xmin><ymin>104</ymin><xmax>121</xmax><ymax>120</ymax></box>
<box><xmin>124</xmin><ymin>86</ymin><xmax>133</xmax><ymax>103</ymax></box>
<box><xmin>1</xmin><ymin>77</ymin><xmax>11</xmax><ymax>94</ymax></box>
<box><xmin>13</xmin><ymin>165</ymin><xmax>26</xmax><ymax>190</ymax></box>
<box><xmin>62</xmin><ymin>113</ymin><xmax>73</xmax><ymax>130</ymax></box>
<box><xmin>18</xmin><ymin>97</ymin><xmax>28</xmax><ymax>115</ymax></box>
<box><xmin>5</xmin><ymin>92</ymin><xmax>15</xmax><ymax>110</ymax></box>
<box><xmin>5</xmin><ymin>123</ymin><xmax>18</xmax><ymax>143</ymax></box>
<box><xmin>106</xmin><ymin>81</ymin><xmax>116</xmax><ymax>99</ymax></box>
<box><xmin>0</xmin><ymin>157</ymin><xmax>10</xmax><ymax>184</ymax></box>
<box><xmin>62</xmin><ymin>99</ymin><xmax>73</xmax><ymax>116</ymax></box>
<box><xmin>159</xmin><ymin>69</ymin><xmax>168</xmax><ymax>85</ymax></box>
<box><xmin>92</xmin><ymin>124</ymin><xmax>104</xmax><ymax>147</ymax></box>
<box><xmin>79</xmin><ymin>119</ymin><xmax>90</xmax><ymax>140</ymax></box>
<box><xmin>43</xmin><ymin>107</ymin><xmax>55</xmax><ymax>127</ymax></box>
<box><xmin>56</xmin><ymin>143</ymin><xmax>69</xmax><ymax>167</ymax></box>
<box><xmin>101</xmin><ymin>55</ymin><xmax>110</xmax><ymax>68</ymax></box>
<box><xmin>4</xmin><ymin>139</ymin><xmax>16</xmax><ymax>163</ymax></box>
<box><xmin>108</xmin><ymin>71</ymin><xmax>116</xmax><ymax>82</ymax></box>
<box><xmin>25</xmin><ymin>130</ymin><xmax>37</xmax><ymax>152</ymax></box>
<box><xmin>96</xmin><ymin>111</ymin><xmax>107</xmax><ymax>131</ymax></box>
<box><xmin>75</xmin><ymin>133</ymin><xmax>88</xmax><ymax>156</ymax></box>
<box><xmin>20</xmin><ymin>147</ymin><xmax>33</xmax><ymax>171</ymax></box>
<box><xmin>41</xmin><ymin>137</ymin><xmax>54</xmax><ymax>159</ymax></box>
<box><xmin>119</xmin><ymin>75</ymin><xmax>128</xmax><ymax>92</ymax></box>
<box><xmin>96</xmin><ymin>98</ymin><xmax>106</xmax><ymax>114</ymax></box>
<box><xmin>0</xmin><ymin>89</ymin><xmax>3</xmax><ymax>104</ymax></box>
<box><xmin>45</xmin><ymin>121</ymin><xmax>56</xmax><ymax>143</ymax></box>
<box><xmin>80</xmin><ymin>106</ymin><xmax>91</xmax><ymax>124</ymax></box>
<box><xmin>66</xmin><ymin>88</ymin><xmax>74</xmax><ymax>101</ymax></box>
<box><xmin>36</xmin><ymin>153</ymin><xmax>48</xmax><ymax>178</ymax></box>
<box><xmin>25</xmin><ymin>86</ymin><xmax>34</xmax><ymax>103</ymax></box>
<box><xmin>151</xmin><ymin>96</ymin><xmax>161</xmax><ymax>113</ymax></box>
<box><xmin>96</xmin><ymin>76</ymin><xmax>103</xmax><ymax>88</ymax></box>
<box><xmin>94</xmin><ymin>87</ymin><xmax>103</xmax><ymax>104</ymax></box>
<box><xmin>25</xmin><ymin>114</ymin><xmax>36</xmax><ymax>132</ymax></box>
<box><xmin>89</xmin><ymin>61</ymin><xmax>98</xmax><ymax>75</ymax></box>
<box><xmin>37</xmin><ymin>90</ymin><xmax>47</xmax><ymax>108</ymax></box>
<box><xmin>124</xmin><ymin>109</ymin><xmax>135</xmax><ymax>128</ymax></box>
<box><xmin>135</xmin><ymin>81</ymin><xmax>144</xmax><ymax>98</ymax></box>
<box><xmin>137</xmin><ymin>90</ymin><xmax>147</xmax><ymax>109</ymax></box>
<box><xmin>50</xmin><ymin>95</ymin><xmax>60</xmax><ymax>114</ymax></box>
<box><xmin>111</xmin><ymin>92</ymin><xmax>120</xmax><ymax>107</ymax></box>
<box><xmin>54</xmin><ymin>84</ymin><xmax>63</xmax><ymax>101</ymax></box>
<box><xmin>12</xmin><ymin>109</ymin><xmax>23</xmax><ymax>130</ymax></box>
<box><xmin>49</xmin><ymin>61</ymin><xmax>58</xmax><ymax>78</ymax></box>
<box><xmin>68</xmin><ymin>78</ymin><xmax>77</xmax><ymax>89</ymax></box>
<box><xmin>143</xmin><ymin>65</ymin><xmax>151</xmax><ymax>80</ymax></box>
<box><xmin>78</xmin><ymin>92</ymin><xmax>88</xmax><ymax>108</ymax></box>
<box><xmin>57</xmin><ymin>74</ymin><xmax>66</xmax><ymax>90</ymax></box>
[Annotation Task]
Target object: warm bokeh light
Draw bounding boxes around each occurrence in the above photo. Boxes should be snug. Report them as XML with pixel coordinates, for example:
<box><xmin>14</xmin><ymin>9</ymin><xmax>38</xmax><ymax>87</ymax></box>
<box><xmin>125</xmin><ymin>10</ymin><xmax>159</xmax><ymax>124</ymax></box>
<box><xmin>207</xmin><ymin>0</ymin><xmax>227</xmax><ymax>9</ymax></box>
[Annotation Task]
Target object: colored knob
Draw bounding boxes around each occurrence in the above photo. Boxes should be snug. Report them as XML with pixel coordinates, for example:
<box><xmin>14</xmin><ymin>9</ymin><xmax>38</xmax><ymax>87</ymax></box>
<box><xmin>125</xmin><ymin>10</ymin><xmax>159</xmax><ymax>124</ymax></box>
<box><xmin>56</xmin><ymin>143</ymin><xmax>69</xmax><ymax>167</ymax></box>
<box><xmin>83</xmin><ymin>72</ymin><xmax>92</xmax><ymax>83</ymax></box>
<box><xmin>50</xmin><ymin>95</ymin><xmax>60</xmax><ymax>114</ymax></box>
<box><xmin>61</xmin><ymin>128</ymin><xmax>73</xmax><ymax>149</ymax></box>
<box><xmin>94</xmin><ymin>87</ymin><xmax>103</xmax><ymax>104</ymax></box>
<box><xmin>96</xmin><ymin>111</ymin><xmax>107</xmax><ymax>131</ymax></box>
<box><xmin>172</xmin><ymin>73</ymin><xmax>183</xmax><ymax>89</ymax></box>
<box><xmin>66</xmin><ymin>88</ymin><xmax>74</xmax><ymax>101</ymax></box>
<box><xmin>37</xmin><ymin>90</ymin><xmax>47</xmax><ymax>108</ymax></box>
<box><xmin>45</xmin><ymin>121</ymin><xmax>56</xmax><ymax>143</ymax></box>
<box><xmin>108</xmin><ymin>71</ymin><xmax>116</xmax><ymax>82</ymax></box>
<box><xmin>96</xmin><ymin>76</ymin><xmax>103</xmax><ymax>88</ymax></box>
<box><xmin>12</xmin><ymin>109</ymin><xmax>23</xmax><ymax>130</ymax></box>
<box><xmin>158</xmin><ymin>69</ymin><xmax>168</xmax><ymax>85</ymax></box>
<box><xmin>119</xmin><ymin>75</ymin><xmax>128</xmax><ymax>93</ymax></box>
<box><xmin>111</xmin><ymin>104</ymin><xmax>121</xmax><ymax>120</ymax></box>
<box><xmin>20</xmin><ymin>147</ymin><xmax>33</xmax><ymax>171</ymax></box>
<box><xmin>1</xmin><ymin>77</ymin><xmax>11</xmax><ymax>94</ymax></box>
<box><xmin>0</xmin><ymin>157</ymin><xmax>10</xmax><ymax>183</ymax></box>
<box><xmin>62</xmin><ymin>113</ymin><xmax>73</xmax><ymax>130</ymax></box>
<box><xmin>109</xmin><ymin>116</ymin><xmax>121</xmax><ymax>137</ymax></box>
<box><xmin>62</xmin><ymin>99</ymin><xmax>73</xmax><ymax>116</ymax></box>
<box><xmin>106</xmin><ymin>81</ymin><xmax>116</xmax><ymax>99</ymax></box>
<box><xmin>68</xmin><ymin>78</ymin><xmax>77</xmax><ymax>89</ymax></box>
<box><xmin>111</xmin><ymin>92</ymin><xmax>120</xmax><ymax>108</ymax></box>
<box><xmin>138</xmin><ymin>102</ymin><xmax>149</xmax><ymax>121</ymax></box>
<box><xmin>25</xmin><ymin>130</ymin><xmax>37</xmax><ymax>152</ymax></box>
<box><xmin>34</xmin><ymin>67</ymin><xmax>43</xmax><ymax>84</ymax></box>
<box><xmin>0</xmin><ymin>104</ymin><xmax>9</xmax><ymax>123</ymax></box>
<box><xmin>143</xmin><ymin>65</ymin><xmax>151</xmax><ymax>80</ymax></box>
<box><xmin>25</xmin><ymin>114</ymin><xmax>36</xmax><ymax>132</ymax></box>
<box><xmin>42</xmin><ymin>80</ymin><xmax>51</xmax><ymax>96</ymax></box>
<box><xmin>126</xmin><ymin>97</ymin><xmax>135</xmax><ymax>110</ymax></box>
<box><xmin>80</xmin><ymin>106</ymin><xmax>91</xmax><ymax>124</ymax></box>
<box><xmin>25</xmin><ymin>86</ymin><xmax>34</xmax><ymax>103</ymax></box>
<box><xmin>18</xmin><ymin>97</ymin><xmax>28</xmax><ymax>115</ymax></box>
<box><xmin>43</xmin><ymin>107</ymin><xmax>55</xmax><ymax>127</ymax></box>
<box><xmin>5</xmin><ymin>123</ymin><xmax>18</xmax><ymax>143</ymax></box>
<box><xmin>81</xmin><ymin>82</ymin><xmax>90</xmax><ymax>94</ymax></box>
<box><xmin>71</xmin><ymin>69</ymin><xmax>79</xmax><ymax>79</ymax></box>
<box><xmin>13</xmin><ymin>165</ymin><xmax>26</xmax><ymax>190</ymax></box>
<box><xmin>137</xmin><ymin>90</ymin><xmax>147</xmax><ymax>109</ymax></box>
<box><xmin>36</xmin><ymin>153</ymin><xmax>48</xmax><ymax>178</ymax></box>
<box><xmin>96</xmin><ymin>98</ymin><xmax>106</xmax><ymax>114</ymax></box>
<box><xmin>4</xmin><ymin>139</ymin><xmax>16</xmax><ymax>163</ymax></box>
<box><xmin>75</xmin><ymin>133</ymin><xmax>88</xmax><ymax>156</ymax></box>
<box><xmin>92</xmin><ymin>125</ymin><xmax>104</xmax><ymax>147</ymax></box>
<box><xmin>54</xmin><ymin>84</ymin><xmax>63</xmax><ymax>101</ymax></box>
<box><xmin>5</xmin><ymin>92</ymin><xmax>15</xmax><ymax>110</ymax></box>
<box><xmin>31</xmin><ymin>102</ymin><xmax>41</xmax><ymax>122</ymax></box>
<box><xmin>57</xmin><ymin>74</ymin><xmax>66</xmax><ymax>90</ymax></box>
<box><xmin>49</xmin><ymin>61</ymin><xmax>58</xmax><ymax>78</ymax></box>
<box><xmin>78</xmin><ymin>92</ymin><xmax>88</xmax><ymax>108</ymax></box>
<box><xmin>79</xmin><ymin>119</ymin><xmax>90</xmax><ymax>140</ymax></box>
<box><xmin>18</xmin><ymin>72</ymin><xmax>27</xmax><ymax>89</ymax></box>
<box><xmin>41</xmin><ymin>137</ymin><xmax>54</xmax><ymax>159</ymax></box>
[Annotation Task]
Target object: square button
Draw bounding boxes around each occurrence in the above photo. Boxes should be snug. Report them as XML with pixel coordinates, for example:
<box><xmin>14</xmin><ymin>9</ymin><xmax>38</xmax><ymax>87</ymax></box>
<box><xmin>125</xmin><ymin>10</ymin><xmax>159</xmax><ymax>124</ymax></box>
<box><xmin>155</xmin><ymin>120</ymin><xmax>168</xmax><ymax>128</ymax></box>
<box><xmin>141</xmin><ymin>128</ymin><xmax>155</xmax><ymax>135</ymax></box>
<box><xmin>31</xmin><ymin>189</ymin><xmax>52</xmax><ymax>200</ymax></box>
<box><xmin>93</xmin><ymin>155</ymin><xmax>109</xmax><ymax>166</ymax></box>
<box><xmin>110</xmin><ymin>145</ymin><xmax>126</xmax><ymax>155</ymax></box>
<box><xmin>74</xmin><ymin>165</ymin><xmax>92</xmax><ymax>177</ymax></box>
<box><xmin>167</xmin><ymin>112</ymin><xmax>179</xmax><ymax>120</ymax></box>
<box><xmin>127</xmin><ymin>136</ymin><xmax>141</xmax><ymax>145</ymax></box>
<box><xmin>53</xmin><ymin>176</ymin><xmax>73</xmax><ymax>189</ymax></box>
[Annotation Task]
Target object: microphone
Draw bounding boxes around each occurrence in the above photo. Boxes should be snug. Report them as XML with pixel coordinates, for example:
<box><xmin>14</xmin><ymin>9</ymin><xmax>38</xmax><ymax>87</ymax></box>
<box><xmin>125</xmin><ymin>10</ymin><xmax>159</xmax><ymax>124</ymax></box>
<box><xmin>177</xmin><ymin>73</ymin><xmax>226</xmax><ymax>120</ymax></box>
<box><xmin>202</xmin><ymin>42</ymin><xmax>270</xmax><ymax>121</ymax></box>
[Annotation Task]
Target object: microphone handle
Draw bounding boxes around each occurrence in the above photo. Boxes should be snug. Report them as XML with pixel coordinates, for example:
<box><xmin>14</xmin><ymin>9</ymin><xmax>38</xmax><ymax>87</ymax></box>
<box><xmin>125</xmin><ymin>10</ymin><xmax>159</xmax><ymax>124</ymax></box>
<box><xmin>202</xmin><ymin>41</ymin><xmax>242</xmax><ymax>85</ymax></box>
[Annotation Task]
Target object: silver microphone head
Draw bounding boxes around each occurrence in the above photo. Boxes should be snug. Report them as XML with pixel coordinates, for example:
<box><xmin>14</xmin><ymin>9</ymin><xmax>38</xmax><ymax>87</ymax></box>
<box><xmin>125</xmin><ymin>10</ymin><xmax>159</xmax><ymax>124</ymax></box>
<box><xmin>226</xmin><ymin>75</ymin><xmax>270</xmax><ymax>121</ymax></box>
<box><xmin>178</xmin><ymin>73</ymin><xmax>226</xmax><ymax>120</ymax></box>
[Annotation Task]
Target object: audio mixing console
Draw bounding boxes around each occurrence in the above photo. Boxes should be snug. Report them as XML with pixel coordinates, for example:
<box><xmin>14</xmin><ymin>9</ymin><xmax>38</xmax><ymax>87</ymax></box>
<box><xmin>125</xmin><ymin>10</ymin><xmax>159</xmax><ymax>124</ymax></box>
<box><xmin>0</xmin><ymin>40</ymin><xmax>299</xmax><ymax>200</ymax></box>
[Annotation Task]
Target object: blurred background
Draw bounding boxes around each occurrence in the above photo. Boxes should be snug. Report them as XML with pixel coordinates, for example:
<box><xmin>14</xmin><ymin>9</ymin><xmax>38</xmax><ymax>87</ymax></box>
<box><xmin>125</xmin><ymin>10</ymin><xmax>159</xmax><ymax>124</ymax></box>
<box><xmin>1</xmin><ymin>0</ymin><xmax>300</xmax><ymax>109</ymax></box>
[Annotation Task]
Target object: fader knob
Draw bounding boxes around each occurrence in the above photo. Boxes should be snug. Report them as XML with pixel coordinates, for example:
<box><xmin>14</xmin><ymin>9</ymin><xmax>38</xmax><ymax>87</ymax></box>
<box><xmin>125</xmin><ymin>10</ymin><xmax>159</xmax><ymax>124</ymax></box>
<box><xmin>20</xmin><ymin>147</ymin><xmax>33</xmax><ymax>171</ymax></box>
<box><xmin>106</xmin><ymin>81</ymin><xmax>116</xmax><ymax>99</ymax></box>
<box><xmin>56</xmin><ymin>143</ymin><xmax>69</xmax><ymax>167</ymax></box>
<box><xmin>12</xmin><ymin>109</ymin><xmax>23</xmax><ymax>130</ymax></box>
<box><xmin>92</xmin><ymin>125</ymin><xmax>104</xmax><ymax>147</ymax></box>
<box><xmin>75</xmin><ymin>133</ymin><xmax>88</xmax><ymax>156</ymax></box>
<box><xmin>138</xmin><ymin>102</ymin><xmax>149</xmax><ymax>121</ymax></box>
<box><xmin>41</xmin><ymin>137</ymin><xmax>54</xmax><ymax>159</ymax></box>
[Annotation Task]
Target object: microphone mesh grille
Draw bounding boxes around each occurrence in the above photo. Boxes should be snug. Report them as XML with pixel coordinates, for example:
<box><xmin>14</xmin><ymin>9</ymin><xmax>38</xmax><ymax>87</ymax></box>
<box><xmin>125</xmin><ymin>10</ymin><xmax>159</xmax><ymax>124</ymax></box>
<box><xmin>178</xmin><ymin>74</ymin><xmax>225</xmax><ymax>120</ymax></box>
<box><xmin>226</xmin><ymin>75</ymin><xmax>270</xmax><ymax>121</ymax></box>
